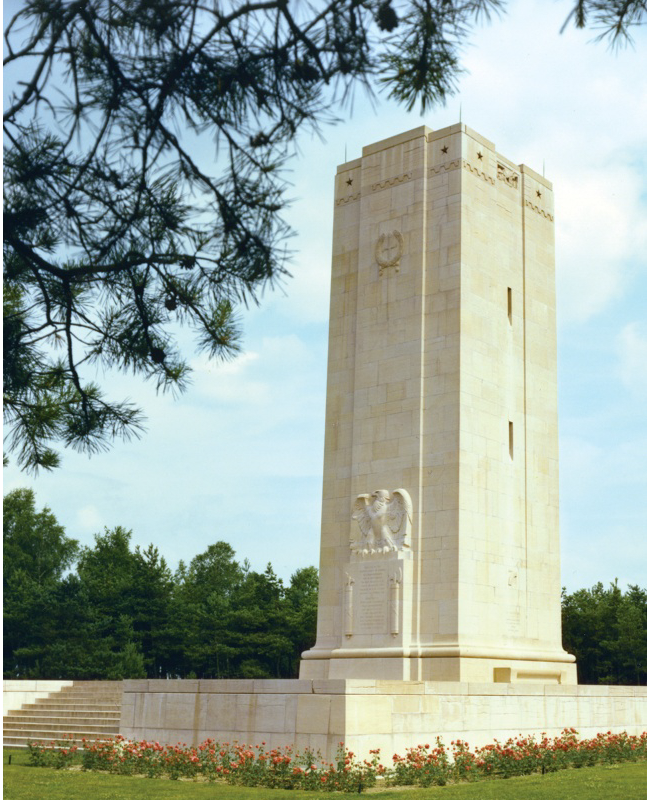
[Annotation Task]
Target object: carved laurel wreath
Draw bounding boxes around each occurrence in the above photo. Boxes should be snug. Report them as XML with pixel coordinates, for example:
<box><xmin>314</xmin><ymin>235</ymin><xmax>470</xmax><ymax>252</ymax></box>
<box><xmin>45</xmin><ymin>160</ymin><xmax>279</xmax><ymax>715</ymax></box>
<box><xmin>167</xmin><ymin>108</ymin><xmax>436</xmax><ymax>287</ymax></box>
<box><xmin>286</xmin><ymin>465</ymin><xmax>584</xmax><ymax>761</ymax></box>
<box><xmin>375</xmin><ymin>230</ymin><xmax>404</xmax><ymax>273</ymax></box>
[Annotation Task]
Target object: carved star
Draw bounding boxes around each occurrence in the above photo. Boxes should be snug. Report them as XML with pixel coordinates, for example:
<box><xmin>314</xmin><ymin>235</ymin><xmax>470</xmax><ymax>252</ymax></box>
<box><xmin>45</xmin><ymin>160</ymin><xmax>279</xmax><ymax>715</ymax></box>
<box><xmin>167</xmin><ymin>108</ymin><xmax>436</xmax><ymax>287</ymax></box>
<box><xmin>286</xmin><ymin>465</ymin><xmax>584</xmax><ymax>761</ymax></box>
<box><xmin>346</xmin><ymin>177</ymin><xmax>353</xmax><ymax>186</ymax></box>
<box><xmin>536</xmin><ymin>189</ymin><xmax>542</xmax><ymax>198</ymax></box>
<box><xmin>477</xmin><ymin>152</ymin><xmax>483</xmax><ymax>160</ymax></box>
<box><xmin>441</xmin><ymin>145</ymin><xmax>448</xmax><ymax>154</ymax></box>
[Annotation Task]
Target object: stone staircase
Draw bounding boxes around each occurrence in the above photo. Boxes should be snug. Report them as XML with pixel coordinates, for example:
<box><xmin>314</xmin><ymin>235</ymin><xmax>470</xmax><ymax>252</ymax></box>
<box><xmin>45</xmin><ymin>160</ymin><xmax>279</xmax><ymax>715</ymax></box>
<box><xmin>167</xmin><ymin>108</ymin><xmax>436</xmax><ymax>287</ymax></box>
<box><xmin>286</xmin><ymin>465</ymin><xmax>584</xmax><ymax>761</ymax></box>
<box><xmin>3</xmin><ymin>681</ymin><xmax>122</xmax><ymax>748</ymax></box>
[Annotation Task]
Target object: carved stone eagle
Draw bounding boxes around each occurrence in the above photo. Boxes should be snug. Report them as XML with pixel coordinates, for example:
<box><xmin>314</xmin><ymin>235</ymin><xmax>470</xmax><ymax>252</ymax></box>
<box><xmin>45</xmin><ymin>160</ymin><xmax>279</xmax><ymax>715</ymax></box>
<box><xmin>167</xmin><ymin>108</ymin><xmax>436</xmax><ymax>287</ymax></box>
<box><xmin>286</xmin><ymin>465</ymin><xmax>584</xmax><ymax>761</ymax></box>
<box><xmin>351</xmin><ymin>488</ymin><xmax>412</xmax><ymax>555</ymax></box>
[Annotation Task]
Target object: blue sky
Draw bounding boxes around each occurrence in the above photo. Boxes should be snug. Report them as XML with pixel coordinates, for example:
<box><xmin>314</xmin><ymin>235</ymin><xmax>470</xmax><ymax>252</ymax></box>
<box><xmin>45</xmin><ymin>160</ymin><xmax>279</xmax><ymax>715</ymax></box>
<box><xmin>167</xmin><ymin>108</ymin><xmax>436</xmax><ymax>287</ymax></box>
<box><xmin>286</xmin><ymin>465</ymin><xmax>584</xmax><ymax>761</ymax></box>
<box><xmin>4</xmin><ymin>0</ymin><xmax>647</xmax><ymax>592</ymax></box>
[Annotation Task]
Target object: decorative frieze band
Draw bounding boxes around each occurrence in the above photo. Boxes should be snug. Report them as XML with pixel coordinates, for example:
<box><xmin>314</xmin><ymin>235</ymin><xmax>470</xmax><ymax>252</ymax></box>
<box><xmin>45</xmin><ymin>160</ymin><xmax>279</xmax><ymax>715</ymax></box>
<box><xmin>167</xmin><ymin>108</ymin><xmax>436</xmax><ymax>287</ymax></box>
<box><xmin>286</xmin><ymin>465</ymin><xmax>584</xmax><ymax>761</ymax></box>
<box><xmin>524</xmin><ymin>199</ymin><xmax>554</xmax><ymax>221</ymax></box>
<box><xmin>371</xmin><ymin>172</ymin><xmax>412</xmax><ymax>192</ymax></box>
<box><xmin>335</xmin><ymin>192</ymin><xmax>361</xmax><ymax>206</ymax></box>
<box><xmin>336</xmin><ymin>164</ymin><xmax>549</xmax><ymax>218</ymax></box>
<box><xmin>430</xmin><ymin>159</ymin><xmax>461</xmax><ymax>174</ymax></box>
<box><xmin>462</xmin><ymin>160</ymin><xmax>495</xmax><ymax>185</ymax></box>
<box><xmin>430</xmin><ymin>158</ymin><xmax>495</xmax><ymax>186</ymax></box>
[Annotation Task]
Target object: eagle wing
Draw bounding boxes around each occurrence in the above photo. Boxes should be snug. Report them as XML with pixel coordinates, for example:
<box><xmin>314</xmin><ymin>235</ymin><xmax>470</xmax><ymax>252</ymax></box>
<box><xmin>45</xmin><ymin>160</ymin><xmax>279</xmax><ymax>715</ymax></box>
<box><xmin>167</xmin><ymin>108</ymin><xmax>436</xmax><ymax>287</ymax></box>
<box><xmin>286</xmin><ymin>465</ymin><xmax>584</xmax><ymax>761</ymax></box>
<box><xmin>387</xmin><ymin>488</ymin><xmax>413</xmax><ymax>538</ymax></box>
<box><xmin>351</xmin><ymin>494</ymin><xmax>372</xmax><ymax>538</ymax></box>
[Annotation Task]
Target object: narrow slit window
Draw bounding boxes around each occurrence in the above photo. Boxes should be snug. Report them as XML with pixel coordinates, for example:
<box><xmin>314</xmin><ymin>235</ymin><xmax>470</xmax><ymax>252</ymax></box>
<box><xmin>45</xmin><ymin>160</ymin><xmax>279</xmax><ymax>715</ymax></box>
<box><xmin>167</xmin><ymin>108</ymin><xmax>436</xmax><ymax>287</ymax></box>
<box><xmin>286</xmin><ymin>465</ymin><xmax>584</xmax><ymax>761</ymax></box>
<box><xmin>507</xmin><ymin>287</ymin><xmax>512</xmax><ymax>324</ymax></box>
<box><xmin>509</xmin><ymin>421</ymin><xmax>514</xmax><ymax>459</ymax></box>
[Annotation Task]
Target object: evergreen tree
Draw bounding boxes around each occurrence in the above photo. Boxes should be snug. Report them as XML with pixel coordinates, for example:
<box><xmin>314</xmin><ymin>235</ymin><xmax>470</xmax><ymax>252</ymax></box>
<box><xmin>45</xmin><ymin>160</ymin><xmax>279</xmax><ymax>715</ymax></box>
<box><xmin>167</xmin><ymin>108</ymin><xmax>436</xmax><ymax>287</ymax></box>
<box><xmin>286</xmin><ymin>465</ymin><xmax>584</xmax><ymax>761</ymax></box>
<box><xmin>229</xmin><ymin>563</ymin><xmax>294</xmax><ymax>678</ymax></box>
<box><xmin>170</xmin><ymin>542</ymin><xmax>244</xmax><ymax>677</ymax></box>
<box><xmin>562</xmin><ymin>581</ymin><xmax>647</xmax><ymax>685</ymax></box>
<box><xmin>3</xmin><ymin>489</ymin><xmax>79</xmax><ymax>677</ymax></box>
<box><xmin>284</xmin><ymin>566</ymin><xmax>319</xmax><ymax>676</ymax></box>
<box><xmin>131</xmin><ymin>544</ymin><xmax>175</xmax><ymax>677</ymax></box>
<box><xmin>74</xmin><ymin>527</ymin><xmax>169</xmax><ymax>678</ymax></box>
<box><xmin>3</xmin><ymin>488</ymin><xmax>78</xmax><ymax>585</ymax></box>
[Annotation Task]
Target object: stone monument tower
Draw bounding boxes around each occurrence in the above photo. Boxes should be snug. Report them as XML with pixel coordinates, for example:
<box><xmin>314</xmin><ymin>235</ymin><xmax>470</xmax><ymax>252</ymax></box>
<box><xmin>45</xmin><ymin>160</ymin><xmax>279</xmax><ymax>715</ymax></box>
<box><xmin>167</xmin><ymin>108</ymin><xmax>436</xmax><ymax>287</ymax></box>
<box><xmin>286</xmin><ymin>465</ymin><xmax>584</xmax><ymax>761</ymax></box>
<box><xmin>121</xmin><ymin>125</ymin><xmax>643</xmax><ymax>755</ymax></box>
<box><xmin>300</xmin><ymin>123</ymin><xmax>577</xmax><ymax>684</ymax></box>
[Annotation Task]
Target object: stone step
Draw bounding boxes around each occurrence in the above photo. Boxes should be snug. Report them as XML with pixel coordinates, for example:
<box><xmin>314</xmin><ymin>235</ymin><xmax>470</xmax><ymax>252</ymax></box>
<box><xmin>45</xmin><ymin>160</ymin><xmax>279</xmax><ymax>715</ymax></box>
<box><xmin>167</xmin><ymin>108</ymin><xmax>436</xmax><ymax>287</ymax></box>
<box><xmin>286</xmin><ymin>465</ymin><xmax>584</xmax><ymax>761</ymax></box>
<box><xmin>3</xmin><ymin>681</ymin><xmax>123</xmax><ymax>749</ymax></box>
<box><xmin>31</xmin><ymin>701</ymin><xmax>121</xmax><ymax>708</ymax></box>
<box><xmin>7</xmin><ymin>720</ymin><xmax>120</xmax><ymax>731</ymax></box>
<box><xmin>34</xmin><ymin>693</ymin><xmax>122</xmax><ymax>702</ymax></box>
<box><xmin>23</xmin><ymin>703</ymin><xmax>120</xmax><ymax>711</ymax></box>
<box><xmin>11</xmin><ymin>709</ymin><xmax>121</xmax><ymax>720</ymax></box>
<box><xmin>59</xmin><ymin>681</ymin><xmax>120</xmax><ymax>688</ymax></box>
<box><xmin>4</xmin><ymin>720</ymin><xmax>119</xmax><ymax>733</ymax></box>
<box><xmin>4</xmin><ymin>733</ymin><xmax>116</xmax><ymax>748</ymax></box>
<box><xmin>59</xmin><ymin>688</ymin><xmax>122</xmax><ymax>692</ymax></box>
<box><xmin>28</xmin><ymin>698</ymin><xmax>120</xmax><ymax>705</ymax></box>
<box><xmin>6</xmin><ymin>715</ymin><xmax>120</xmax><ymax>726</ymax></box>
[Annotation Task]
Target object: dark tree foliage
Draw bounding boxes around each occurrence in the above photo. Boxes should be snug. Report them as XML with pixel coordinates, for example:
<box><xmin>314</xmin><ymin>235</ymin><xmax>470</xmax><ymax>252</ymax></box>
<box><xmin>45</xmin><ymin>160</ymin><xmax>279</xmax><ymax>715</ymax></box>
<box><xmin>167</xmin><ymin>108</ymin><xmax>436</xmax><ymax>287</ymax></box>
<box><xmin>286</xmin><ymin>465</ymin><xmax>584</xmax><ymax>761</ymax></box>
<box><xmin>3</xmin><ymin>489</ymin><xmax>320</xmax><ymax>679</ymax></box>
<box><xmin>283</xmin><ymin>564</ymin><xmax>319</xmax><ymax>675</ymax></box>
<box><xmin>4</xmin><ymin>0</ymin><xmax>644</xmax><ymax>472</ymax></box>
<box><xmin>562</xmin><ymin>581</ymin><xmax>647</xmax><ymax>686</ymax></box>
<box><xmin>3</xmin><ymin>488</ymin><xmax>80</xmax><ymax>675</ymax></box>
<box><xmin>3</xmin><ymin>487</ymin><xmax>79</xmax><ymax>584</ymax></box>
<box><xmin>561</xmin><ymin>0</ymin><xmax>646</xmax><ymax>46</ymax></box>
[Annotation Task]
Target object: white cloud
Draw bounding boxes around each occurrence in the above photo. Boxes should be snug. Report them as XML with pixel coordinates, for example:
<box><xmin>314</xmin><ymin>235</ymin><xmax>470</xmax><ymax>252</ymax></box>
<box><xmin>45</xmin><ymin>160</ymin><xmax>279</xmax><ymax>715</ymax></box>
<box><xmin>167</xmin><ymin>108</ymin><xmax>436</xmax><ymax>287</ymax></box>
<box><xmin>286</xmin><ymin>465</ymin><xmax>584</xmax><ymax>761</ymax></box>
<box><xmin>195</xmin><ymin>350</ymin><xmax>260</xmax><ymax>377</ymax></box>
<box><xmin>556</xmin><ymin>164</ymin><xmax>646</xmax><ymax>323</ymax></box>
<box><xmin>76</xmin><ymin>505</ymin><xmax>105</xmax><ymax>534</ymax></box>
<box><xmin>184</xmin><ymin>333</ymin><xmax>321</xmax><ymax>412</ymax></box>
<box><xmin>453</xmin><ymin>0</ymin><xmax>647</xmax><ymax>327</ymax></box>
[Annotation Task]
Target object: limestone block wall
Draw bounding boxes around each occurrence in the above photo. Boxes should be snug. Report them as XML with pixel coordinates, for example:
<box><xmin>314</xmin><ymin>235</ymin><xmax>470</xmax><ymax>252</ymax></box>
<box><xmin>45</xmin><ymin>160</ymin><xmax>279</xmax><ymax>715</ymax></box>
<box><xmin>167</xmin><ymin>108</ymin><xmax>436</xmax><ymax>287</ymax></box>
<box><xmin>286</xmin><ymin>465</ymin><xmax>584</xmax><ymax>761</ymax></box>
<box><xmin>121</xmin><ymin>679</ymin><xmax>317</xmax><ymax>749</ymax></box>
<box><xmin>3</xmin><ymin>680</ymin><xmax>74</xmax><ymax>715</ymax></box>
<box><xmin>121</xmin><ymin>679</ymin><xmax>646</xmax><ymax>763</ymax></box>
<box><xmin>453</xmin><ymin>127</ymin><xmax>563</xmax><ymax>658</ymax></box>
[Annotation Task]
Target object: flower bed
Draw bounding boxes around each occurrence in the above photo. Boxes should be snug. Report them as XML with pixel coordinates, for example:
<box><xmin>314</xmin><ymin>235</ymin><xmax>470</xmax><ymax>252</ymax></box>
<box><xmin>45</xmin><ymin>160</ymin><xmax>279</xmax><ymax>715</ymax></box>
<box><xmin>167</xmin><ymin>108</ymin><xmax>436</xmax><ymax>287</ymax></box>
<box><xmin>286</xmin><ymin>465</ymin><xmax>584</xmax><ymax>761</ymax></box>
<box><xmin>26</xmin><ymin>728</ymin><xmax>646</xmax><ymax>792</ymax></box>
<box><xmin>387</xmin><ymin>729</ymin><xmax>647</xmax><ymax>786</ymax></box>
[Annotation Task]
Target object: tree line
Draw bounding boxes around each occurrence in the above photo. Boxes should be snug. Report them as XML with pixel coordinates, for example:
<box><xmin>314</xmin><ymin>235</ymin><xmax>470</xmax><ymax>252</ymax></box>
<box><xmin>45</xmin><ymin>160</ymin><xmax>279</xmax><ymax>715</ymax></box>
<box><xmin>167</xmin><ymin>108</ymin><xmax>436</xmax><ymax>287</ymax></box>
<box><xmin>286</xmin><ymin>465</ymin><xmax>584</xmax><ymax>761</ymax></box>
<box><xmin>3</xmin><ymin>488</ymin><xmax>646</xmax><ymax>684</ymax></box>
<box><xmin>561</xmin><ymin>581</ymin><xmax>646</xmax><ymax>686</ymax></box>
<box><xmin>3</xmin><ymin>488</ymin><xmax>317</xmax><ymax>680</ymax></box>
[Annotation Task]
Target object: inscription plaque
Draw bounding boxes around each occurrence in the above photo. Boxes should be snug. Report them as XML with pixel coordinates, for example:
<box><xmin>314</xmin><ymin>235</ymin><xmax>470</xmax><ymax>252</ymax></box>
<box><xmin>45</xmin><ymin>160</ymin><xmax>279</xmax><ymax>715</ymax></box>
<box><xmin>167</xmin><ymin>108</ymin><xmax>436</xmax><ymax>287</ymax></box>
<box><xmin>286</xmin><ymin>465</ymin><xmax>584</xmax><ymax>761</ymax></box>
<box><xmin>505</xmin><ymin>608</ymin><xmax>521</xmax><ymax>636</ymax></box>
<box><xmin>340</xmin><ymin>551</ymin><xmax>410</xmax><ymax>645</ymax></box>
<box><xmin>358</xmin><ymin>565</ymin><xmax>388</xmax><ymax>633</ymax></box>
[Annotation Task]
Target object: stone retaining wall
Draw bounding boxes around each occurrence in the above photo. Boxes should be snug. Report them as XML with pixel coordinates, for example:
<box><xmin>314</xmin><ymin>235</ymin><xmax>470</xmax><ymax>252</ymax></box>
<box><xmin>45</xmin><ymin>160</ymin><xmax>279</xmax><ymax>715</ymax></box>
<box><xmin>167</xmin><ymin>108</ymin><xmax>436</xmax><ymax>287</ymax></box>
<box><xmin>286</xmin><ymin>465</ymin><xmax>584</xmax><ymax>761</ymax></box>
<box><xmin>120</xmin><ymin>679</ymin><xmax>647</xmax><ymax>761</ymax></box>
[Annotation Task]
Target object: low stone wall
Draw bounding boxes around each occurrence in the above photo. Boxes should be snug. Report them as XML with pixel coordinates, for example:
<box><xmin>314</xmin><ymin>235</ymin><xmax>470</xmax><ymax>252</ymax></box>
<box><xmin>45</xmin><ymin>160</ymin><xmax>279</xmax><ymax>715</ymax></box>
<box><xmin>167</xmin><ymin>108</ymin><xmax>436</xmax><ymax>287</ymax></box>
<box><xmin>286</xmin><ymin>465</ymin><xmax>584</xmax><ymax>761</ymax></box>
<box><xmin>3</xmin><ymin>680</ymin><xmax>74</xmax><ymax>716</ymax></box>
<box><xmin>120</xmin><ymin>679</ymin><xmax>647</xmax><ymax>761</ymax></box>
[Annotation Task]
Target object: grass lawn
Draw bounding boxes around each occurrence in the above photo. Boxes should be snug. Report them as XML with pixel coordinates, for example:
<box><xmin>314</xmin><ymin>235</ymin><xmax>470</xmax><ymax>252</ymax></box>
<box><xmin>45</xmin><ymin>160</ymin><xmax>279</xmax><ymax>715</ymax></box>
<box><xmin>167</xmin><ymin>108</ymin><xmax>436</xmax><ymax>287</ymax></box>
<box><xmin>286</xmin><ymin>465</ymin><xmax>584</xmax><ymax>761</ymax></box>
<box><xmin>3</xmin><ymin>750</ymin><xmax>647</xmax><ymax>800</ymax></box>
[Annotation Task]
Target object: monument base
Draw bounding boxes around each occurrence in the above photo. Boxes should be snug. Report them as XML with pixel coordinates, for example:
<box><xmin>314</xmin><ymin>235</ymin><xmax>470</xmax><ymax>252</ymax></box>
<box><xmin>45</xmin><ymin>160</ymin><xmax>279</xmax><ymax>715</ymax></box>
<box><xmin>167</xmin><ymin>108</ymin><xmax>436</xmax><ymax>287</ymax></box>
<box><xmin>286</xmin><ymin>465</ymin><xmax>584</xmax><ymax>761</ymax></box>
<box><xmin>299</xmin><ymin>650</ymin><xmax>577</xmax><ymax>684</ymax></box>
<box><xmin>120</xmin><ymin>679</ymin><xmax>645</xmax><ymax>763</ymax></box>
